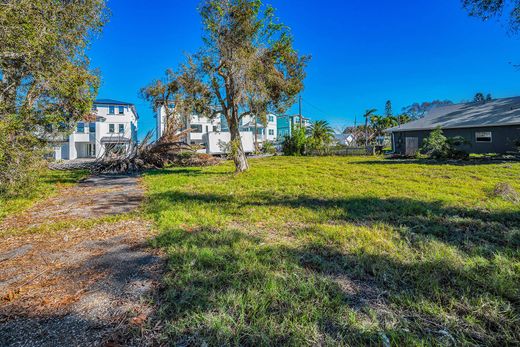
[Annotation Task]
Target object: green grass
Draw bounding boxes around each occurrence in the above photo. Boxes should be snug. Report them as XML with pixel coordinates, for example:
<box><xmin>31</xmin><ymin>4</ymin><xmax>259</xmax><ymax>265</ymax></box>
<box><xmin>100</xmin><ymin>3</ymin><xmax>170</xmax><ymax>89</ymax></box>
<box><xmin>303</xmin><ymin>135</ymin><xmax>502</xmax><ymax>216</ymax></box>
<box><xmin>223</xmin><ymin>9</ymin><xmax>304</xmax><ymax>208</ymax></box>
<box><xmin>0</xmin><ymin>169</ymin><xmax>88</xmax><ymax>222</ymax></box>
<box><xmin>143</xmin><ymin>156</ymin><xmax>520</xmax><ymax>346</ymax></box>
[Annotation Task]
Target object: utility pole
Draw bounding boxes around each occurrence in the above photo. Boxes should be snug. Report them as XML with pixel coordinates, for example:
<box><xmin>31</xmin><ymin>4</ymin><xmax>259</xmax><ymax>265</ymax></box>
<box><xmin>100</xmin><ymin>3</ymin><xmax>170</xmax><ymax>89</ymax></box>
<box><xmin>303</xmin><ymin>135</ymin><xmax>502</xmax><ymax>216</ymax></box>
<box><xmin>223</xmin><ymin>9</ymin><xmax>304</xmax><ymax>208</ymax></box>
<box><xmin>299</xmin><ymin>95</ymin><xmax>303</xmax><ymax>128</ymax></box>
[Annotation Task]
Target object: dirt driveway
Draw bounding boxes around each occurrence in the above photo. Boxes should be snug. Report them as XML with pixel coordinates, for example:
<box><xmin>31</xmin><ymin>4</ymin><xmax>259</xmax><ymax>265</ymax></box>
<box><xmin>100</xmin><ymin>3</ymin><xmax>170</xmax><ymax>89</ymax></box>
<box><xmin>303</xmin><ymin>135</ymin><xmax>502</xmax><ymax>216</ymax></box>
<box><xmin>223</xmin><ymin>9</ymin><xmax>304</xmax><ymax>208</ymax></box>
<box><xmin>0</xmin><ymin>175</ymin><xmax>162</xmax><ymax>347</ymax></box>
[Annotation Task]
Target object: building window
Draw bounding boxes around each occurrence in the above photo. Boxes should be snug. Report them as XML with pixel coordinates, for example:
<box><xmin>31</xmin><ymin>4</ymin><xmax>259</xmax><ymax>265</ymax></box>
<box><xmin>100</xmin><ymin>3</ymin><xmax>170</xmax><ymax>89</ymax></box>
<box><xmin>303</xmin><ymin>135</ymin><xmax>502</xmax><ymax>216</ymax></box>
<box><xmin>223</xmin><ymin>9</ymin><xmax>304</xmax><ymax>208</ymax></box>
<box><xmin>109</xmin><ymin>105</ymin><xmax>115</xmax><ymax>114</ymax></box>
<box><xmin>77</xmin><ymin>122</ymin><xmax>85</xmax><ymax>133</ymax></box>
<box><xmin>191</xmin><ymin>124</ymin><xmax>203</xmax><ymax>133</ymax></box>
<box><xmin>89</xmin><ymin>123</ymin><xmax>96</xmax><ymax>133</ymax></box>
<box><xmin>109</xmin><ymin>124</ymin><xmax>115</xmax><ymax>133</ymax></box>
<box><xmin>213</xmin><ymin>126</ymin><xmax>218</xmax><ymax>132</ymax></box>
<box><xmin>118</xmin><ymin>106</ymin><xmax>125</xmax><ymax>114</ymax></box>
<box><xmin>119</xmin><ymin>124</ymin><xmax>125</xmax><ymax>133</ymax></box>
<box><xmin>476</xmin><ymin>131</ymin><xmax>492</xmax><ymax>143</ymax></box>
<box><xmin>269</xmin><ymin>129</ymin><xmax>275</xmax><ymax>136</ymax></box>
<box><xmin>268</xmin><ymin>115</ymin><xmax>274</xmax><ymax>122</ymax></box>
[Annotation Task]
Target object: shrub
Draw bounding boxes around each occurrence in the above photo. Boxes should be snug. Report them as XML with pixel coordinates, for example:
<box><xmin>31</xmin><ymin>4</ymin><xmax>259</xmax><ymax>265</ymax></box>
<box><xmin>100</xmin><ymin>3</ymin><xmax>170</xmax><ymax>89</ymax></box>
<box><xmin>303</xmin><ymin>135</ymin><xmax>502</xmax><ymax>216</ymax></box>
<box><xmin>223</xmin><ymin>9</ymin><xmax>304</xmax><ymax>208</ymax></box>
<box><xmin>421</xmin><ymin>128</ymin><xmax>469</xmax><ymax>159</ymax></box>
<box><xmin>282</xmin><ymin>127</ymin><xmax>307</xmax><ymax>156</ymax></box>
<box><xmin>261</xmin><ymin>141</ymin><xmax>277</xmax><ymax>155</ymax></box>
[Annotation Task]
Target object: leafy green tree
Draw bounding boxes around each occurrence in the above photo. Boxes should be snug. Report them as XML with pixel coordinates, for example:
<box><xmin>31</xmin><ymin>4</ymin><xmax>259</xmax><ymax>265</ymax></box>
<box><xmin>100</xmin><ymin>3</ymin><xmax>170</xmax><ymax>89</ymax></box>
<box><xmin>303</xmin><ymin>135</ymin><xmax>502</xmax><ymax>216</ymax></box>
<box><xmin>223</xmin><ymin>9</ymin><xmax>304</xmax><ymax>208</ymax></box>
<box><xmin>0</xmin><ymin>0</ymin><xmax>107</xmax><ymax>194</ymax></box>
<box><xmin>307</xmin><ymin>120</ymin><xmax>334</xmax><ymax>154</ymax></box>
<box><xmin>462</xmin><ymin>0</ymin><xmax>520</xmax><ymax>33</ymax></box>
<box><xmin>170</xmin><ymin>0</ymin><xmax>308</xmax><ymax>173</ymax></box>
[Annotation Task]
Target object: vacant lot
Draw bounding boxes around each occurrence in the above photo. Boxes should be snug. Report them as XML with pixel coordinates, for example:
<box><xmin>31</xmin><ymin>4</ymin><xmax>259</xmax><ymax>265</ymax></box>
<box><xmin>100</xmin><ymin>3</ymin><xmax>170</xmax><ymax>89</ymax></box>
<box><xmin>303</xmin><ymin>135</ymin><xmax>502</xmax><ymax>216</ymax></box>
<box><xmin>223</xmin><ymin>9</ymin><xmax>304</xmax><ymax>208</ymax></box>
<box><xmin>143</xmin><ymin>156</ymin><xmax>520</xmax><ymax>346</ymax></box>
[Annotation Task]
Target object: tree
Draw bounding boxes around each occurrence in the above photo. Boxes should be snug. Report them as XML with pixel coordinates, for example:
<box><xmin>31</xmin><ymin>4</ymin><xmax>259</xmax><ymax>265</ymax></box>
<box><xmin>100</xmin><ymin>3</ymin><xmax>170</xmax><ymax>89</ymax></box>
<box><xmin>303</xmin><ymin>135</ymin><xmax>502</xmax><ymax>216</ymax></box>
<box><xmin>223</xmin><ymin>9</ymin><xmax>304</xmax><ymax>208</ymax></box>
<box><xmin>0</xmin><ymin>0</ymin><xmax>107</xmax><ymax>193</ymax></box>
<box><xmin>486</xmin><ymin>93</ymin><xmax>493</xmax><ymax>102</ymax></box>
<box><xmin>307</xmin><ymin>120</ymin><xmax>334</xmax><ymax>153</ymax></box>
<box><xmin>402</xmin><ymin>100</ymin><xmax>453</xmax><ymax>120</ymax></box>
<box><xmin>172</xmin><ymin>0</ymin><xmax>308</xmax><ymax>173</ymax></box>
<box><xmin>385</xmin><ymin>100</ymin><xmax>393</xmax><ymax>117</ymax></box>
<box><xmin>474</xmin><ymin>92</ymin><xmax>485</xmax><ymax>103</ymax></box>
<box><xmin>462</xmin><ymin>0</ymin><xmax>520</xmax><ymax>33</ymax></box>
<box><xmin>363</xmin><ymin>109</ymin><xmax>377</xmax><ymax>147</ymax></box>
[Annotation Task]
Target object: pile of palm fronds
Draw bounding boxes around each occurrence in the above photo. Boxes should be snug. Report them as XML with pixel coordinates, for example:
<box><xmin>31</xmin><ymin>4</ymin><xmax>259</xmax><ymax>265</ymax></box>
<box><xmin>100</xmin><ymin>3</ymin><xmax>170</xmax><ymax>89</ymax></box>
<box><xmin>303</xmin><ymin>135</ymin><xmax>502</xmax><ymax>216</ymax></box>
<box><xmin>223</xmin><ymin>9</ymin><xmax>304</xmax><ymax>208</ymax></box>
<box><xmin>90</xmin><ymin>130</ymin><xmax>220</xmax><ymax>174</ymax></box>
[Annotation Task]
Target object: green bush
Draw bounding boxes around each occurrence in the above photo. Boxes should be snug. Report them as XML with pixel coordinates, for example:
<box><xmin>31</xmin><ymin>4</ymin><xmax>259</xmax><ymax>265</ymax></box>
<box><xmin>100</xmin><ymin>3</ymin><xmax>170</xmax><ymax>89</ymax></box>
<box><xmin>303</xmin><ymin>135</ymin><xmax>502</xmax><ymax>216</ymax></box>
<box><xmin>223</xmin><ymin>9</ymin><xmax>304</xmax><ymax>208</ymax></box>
<box><xmin>282</xmin><ymin>127</ymin><xmax>307</xmax><ymax>156</ymax></box>
<box><xmin>421</xmin><ymin>127</ymin><xmax>469</xmax><ymax>159</ymax></box>
<box><xmin>261</xmin><ymin>141</ymin><xmax>277</xmax><ymax>155</ymax></box>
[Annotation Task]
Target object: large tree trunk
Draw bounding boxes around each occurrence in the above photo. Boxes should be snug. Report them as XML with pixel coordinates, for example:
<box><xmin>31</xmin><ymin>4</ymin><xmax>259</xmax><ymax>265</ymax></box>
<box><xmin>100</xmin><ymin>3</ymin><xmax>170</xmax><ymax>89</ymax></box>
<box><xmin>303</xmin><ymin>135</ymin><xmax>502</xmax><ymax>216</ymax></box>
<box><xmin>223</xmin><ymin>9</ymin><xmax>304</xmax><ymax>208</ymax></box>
<box><xmin>229</xmin><ymin>109</ymin><xmax>249</xmax><ymax>173</ymax></box>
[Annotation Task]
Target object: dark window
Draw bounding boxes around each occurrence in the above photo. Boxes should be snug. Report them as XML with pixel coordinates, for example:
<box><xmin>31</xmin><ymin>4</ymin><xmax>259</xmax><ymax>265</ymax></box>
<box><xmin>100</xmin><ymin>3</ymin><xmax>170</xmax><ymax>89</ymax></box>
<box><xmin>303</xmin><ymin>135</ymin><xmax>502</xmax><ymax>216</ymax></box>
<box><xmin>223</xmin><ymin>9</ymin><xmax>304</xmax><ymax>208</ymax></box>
<box><xmin>77</xmin><ymin>122</ymin><xmax>85</xmax><ymax>133</ymax></box>
<box><xmin>89</xmin><ymin>123</ymin><xmax>96</xmax><ymax>133</ymax></box>
<box><xmin>109</xmin><ymin>105</ymin><xmax>115</xmax><ymax>114</ymax></box>
<box><xmin>268</xmin><ymin>115</ymin><xmax>275</xmax><ymax>122</ymax></box>
<box><xmin>476</xmin><ymin>131</ymin><xmax>492</xmax><ymax>143</ymax></box>
<box><xmin>118</xmin><ymin>106</ymin><xmax>125</xmax><ymax>114</ymax></box>
<box><xmin>213</xmin><ymin>126</ymin><xmax>217</xmax><ymax>132</ymax></box>
<box><xmin>191</xmin><ymin>124</ymin><xmax>203</xmax><ymax>133</ymax></box>
<box><xmin>109</xmin><ymin>124</ymin><xmax>115</xmax><ymax>133</ymax></box>
<box><xmin>119</xmin><ymin>124</ymin><xmax>124</xmax><ymax>133</ymax></box>
<box><xmin>269</xmin><ymin>129</ymin><xmax>275</xmax><ymax>136</ymax></box>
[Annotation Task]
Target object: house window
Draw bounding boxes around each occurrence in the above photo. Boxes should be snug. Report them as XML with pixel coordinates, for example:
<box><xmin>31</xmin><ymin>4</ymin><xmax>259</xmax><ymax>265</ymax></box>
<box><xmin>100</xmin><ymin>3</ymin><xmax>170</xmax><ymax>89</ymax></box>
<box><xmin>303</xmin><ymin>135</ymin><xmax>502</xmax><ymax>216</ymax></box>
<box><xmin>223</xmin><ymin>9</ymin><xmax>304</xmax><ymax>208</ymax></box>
<box><xmin>191</xmin><ymin>124</ymin><xmax>203</xmax><ymax>133</ymax></box>
<box><xmin>268</xmin><ymin>115</ymin><xmax>275</xmax><ymax>122</ymax></box>
<box><xmin>118</xmin><ymin>106</ymin><xmax>125</xmax><ymax>114</ymax></box>
<box><xmin>269</xmin><ymin>129</ymin><xmax>275</xmax><ymax>136</ymax></box>
<box><xmin>476</xmin><ymin>131</ymin><xmax>492</xmax><ymax>143</ymax></box>
<box><xmin>77</xmin><ymin>122</ymin><xmax>85</xmax><ymax>133</ymax></box>
<box><xmin>109</xmin><ymin>124</ymin><xmax>115</xmax><ymax>133</ymax></box>
<box><xmin>213</xmin><ymin>126</ymin><xmax>218</xmax><ymax>132</ymax></box>
<box><xmin>119</xmin><ymin>124</ymin><xmax>125</xmax><ymax>133</ymax></box>
<box><xmin>109</xmin><ymin>105</ymin><xmax>115</xmax><ymax>114</ymax></box>
<box><xmin>89</xmin><ymin>123</ymin><xmax>96</xmax><ymax>133</ymax></box>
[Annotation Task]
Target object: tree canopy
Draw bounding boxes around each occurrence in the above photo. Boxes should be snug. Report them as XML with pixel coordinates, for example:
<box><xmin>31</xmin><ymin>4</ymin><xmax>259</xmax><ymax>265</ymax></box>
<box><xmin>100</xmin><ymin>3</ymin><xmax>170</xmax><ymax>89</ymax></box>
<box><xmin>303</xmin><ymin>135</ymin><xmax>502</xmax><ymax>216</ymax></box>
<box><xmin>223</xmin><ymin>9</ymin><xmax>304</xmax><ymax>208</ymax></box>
<box><xmin>158</xmin><ymin>0</ymin><xmax>309</xmax><ymax>172</ymax></box>
<box><xmin>462</xmin><ymin>0</ymin><xmax>520</xmax><ymax>33</ymax></box>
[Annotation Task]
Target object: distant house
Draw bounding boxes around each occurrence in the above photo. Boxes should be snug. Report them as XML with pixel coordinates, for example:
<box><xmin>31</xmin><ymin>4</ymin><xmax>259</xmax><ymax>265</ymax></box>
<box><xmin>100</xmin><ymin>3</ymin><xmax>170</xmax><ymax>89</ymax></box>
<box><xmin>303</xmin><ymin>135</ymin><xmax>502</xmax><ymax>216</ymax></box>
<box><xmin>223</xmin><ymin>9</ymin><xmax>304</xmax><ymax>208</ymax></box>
<box><xmin>50</xmin><ymin>99</ymin><xmax>138</xmax><ymax>160</ymax></box>
<box><xmin>386</xmin><ymin>97</ymin><xmax>520</xmax><ymax>156</ymax></box>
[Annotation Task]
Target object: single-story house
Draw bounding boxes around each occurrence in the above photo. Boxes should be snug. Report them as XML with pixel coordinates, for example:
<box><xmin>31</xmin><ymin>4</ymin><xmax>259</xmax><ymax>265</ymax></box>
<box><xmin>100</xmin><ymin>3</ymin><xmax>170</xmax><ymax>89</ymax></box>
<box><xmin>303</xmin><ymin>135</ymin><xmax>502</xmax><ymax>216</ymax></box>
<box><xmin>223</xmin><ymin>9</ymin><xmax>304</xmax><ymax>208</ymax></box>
<box><xmin>386</xmin><ymin>96</ymin><xmax>520</xmax><ymax>156</ymax></box>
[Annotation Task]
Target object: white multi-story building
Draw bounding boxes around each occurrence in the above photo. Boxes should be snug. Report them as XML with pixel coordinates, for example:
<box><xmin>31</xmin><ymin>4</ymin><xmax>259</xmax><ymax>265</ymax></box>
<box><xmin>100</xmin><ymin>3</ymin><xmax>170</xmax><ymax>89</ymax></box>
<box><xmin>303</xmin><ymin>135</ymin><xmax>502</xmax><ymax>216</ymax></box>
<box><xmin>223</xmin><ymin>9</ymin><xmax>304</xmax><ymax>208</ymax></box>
<box><xmin>155</xmin><ymin>105</ymin><xmax>278</xmax><ymax>154</ymax></box>
<box><xmin>51</xmin><ymin>99</ymin><xmax>138</xmax><ymax>160</ymax></box>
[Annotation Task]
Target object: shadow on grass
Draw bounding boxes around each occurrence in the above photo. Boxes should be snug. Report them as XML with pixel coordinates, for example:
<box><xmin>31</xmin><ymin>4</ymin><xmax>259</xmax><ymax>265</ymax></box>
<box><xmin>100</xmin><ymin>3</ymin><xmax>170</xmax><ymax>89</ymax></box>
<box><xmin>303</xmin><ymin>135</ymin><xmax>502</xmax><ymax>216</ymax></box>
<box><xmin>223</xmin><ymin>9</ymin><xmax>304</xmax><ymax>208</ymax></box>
<box><xmin>147</xmin><ymin>191</ymin><xmax>520</xmax><ymax>345</ymax></box>
<box><xmin>147</xmin><ymin>191</ymin><xmax>520</xmax><ymax>254</ymax></box>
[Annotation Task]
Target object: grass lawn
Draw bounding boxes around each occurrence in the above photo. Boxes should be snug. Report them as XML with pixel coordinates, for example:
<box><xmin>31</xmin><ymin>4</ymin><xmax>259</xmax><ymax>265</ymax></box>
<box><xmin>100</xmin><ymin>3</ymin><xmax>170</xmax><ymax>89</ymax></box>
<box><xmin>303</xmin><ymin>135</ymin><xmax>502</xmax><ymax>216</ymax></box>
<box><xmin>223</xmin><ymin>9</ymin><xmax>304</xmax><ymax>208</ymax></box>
<box><xmin>143</xmin><ymin>156</ymin><xmax>520</xmax><ymax>346</ymax></box>
<box><xmin>0</xmin><ymin>169</ymin><xmax>87</xmax><ymax>222</ymax></box>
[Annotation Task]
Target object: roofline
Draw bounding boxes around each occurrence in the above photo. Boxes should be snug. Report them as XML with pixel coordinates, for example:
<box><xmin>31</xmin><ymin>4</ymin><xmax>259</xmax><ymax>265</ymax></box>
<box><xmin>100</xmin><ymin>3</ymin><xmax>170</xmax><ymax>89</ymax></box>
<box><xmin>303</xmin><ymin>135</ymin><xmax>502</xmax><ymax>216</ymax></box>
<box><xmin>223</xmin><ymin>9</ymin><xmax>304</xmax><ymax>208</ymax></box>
<box><xmin>94</xmin><ymin>99</ymin><xmax>134</xmax><ymax>106</ymax></box>
<box><xmin>385</xmin><ymin>121</ymin><xmax>520</xmax><ymax>133</ymax></box>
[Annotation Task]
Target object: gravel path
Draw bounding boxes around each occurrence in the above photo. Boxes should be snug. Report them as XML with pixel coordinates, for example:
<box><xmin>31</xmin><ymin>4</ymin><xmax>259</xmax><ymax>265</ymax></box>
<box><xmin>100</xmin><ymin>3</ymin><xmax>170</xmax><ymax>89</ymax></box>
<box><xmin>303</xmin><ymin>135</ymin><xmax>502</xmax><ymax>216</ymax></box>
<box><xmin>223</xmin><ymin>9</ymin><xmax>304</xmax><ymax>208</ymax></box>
<box><xmin>0</xmin><ymin>175</ymin><xmax>163</xmax><ymax>347</ymax></box>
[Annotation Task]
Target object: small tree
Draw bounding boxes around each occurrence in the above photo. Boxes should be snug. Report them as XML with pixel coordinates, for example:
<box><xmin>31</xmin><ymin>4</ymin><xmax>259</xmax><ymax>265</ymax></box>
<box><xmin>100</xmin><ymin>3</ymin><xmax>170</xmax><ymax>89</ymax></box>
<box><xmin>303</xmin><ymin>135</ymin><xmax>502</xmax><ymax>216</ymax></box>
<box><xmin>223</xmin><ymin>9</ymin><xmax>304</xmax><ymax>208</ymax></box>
<box><xmin>474</xmin><ymin>92</ymin><xmax>485</xmax><ymax>103</ymax></box>
<box><xmin>307</xmin><ymin>120</ymin><xmax>334</xmax><ymax>154</ymax></box>
<box><xmin>421</xmin><ymin>127</ymin><xmax>469</xmax><ymax>159</ymax></box>
<box><xmin>282</xmin><ymin>126</ymin><xmax>306</xmax><ymax>156</ymax></box>
<box><xmin>385</xmin><ymin>100</ymin><xmax>393</xmax><ymax>117</ymax></box>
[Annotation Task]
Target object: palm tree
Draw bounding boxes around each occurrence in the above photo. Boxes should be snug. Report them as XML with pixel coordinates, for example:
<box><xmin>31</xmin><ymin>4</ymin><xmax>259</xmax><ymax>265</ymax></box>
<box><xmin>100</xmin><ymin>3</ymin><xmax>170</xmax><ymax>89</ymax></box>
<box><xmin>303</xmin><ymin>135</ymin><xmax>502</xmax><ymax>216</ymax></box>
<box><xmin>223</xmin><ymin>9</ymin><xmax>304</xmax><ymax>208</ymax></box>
<box><xmin>363</xmin><ymin>109</ymin><xmax>377</xmax><ymax>147</ymax></box>
<box><xmin>308</xmin><ymin>120</ymin><xmax>334</xmax><ymax>153</ymax></box>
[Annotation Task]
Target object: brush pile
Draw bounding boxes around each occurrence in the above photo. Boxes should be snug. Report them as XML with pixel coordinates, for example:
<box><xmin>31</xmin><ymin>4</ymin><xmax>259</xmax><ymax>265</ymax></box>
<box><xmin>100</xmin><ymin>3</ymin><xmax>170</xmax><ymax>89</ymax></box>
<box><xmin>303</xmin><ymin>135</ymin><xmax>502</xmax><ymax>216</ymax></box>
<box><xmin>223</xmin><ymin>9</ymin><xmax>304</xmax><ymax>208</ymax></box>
<box><xmin>52</xmin><ymin>130</ymin><xmax>220</xmax><ymax>174</ymax></box>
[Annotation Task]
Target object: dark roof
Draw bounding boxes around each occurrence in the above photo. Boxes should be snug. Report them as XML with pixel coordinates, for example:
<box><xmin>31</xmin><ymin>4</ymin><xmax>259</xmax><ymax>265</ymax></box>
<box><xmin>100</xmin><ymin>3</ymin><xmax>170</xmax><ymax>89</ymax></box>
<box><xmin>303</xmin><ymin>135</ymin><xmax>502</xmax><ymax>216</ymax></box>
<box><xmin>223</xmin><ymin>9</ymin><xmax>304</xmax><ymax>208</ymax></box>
<box><xmin>386</xmin><ymin>96</ymin><xmax>520</xmax><ymax>132</ymax></box>
<box><xmin>94</xmin><ymin>99</ymin><xmax>134</xmax><ymax>106</ymax></box>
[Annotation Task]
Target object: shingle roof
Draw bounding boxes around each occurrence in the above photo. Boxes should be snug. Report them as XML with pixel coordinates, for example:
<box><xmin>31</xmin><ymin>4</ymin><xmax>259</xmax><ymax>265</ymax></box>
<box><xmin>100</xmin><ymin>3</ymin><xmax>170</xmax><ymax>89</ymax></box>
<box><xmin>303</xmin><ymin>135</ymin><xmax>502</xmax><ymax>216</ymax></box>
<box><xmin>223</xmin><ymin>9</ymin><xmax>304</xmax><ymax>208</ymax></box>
<box><xmin>386</xmin><ymin>97</ymin><xmax>520</xmax><ymax>132</ymax></box>
<box><xmin>94</xmin><ymin>99</ymin><xmax>134</xmax><ymax>106</ymax></box>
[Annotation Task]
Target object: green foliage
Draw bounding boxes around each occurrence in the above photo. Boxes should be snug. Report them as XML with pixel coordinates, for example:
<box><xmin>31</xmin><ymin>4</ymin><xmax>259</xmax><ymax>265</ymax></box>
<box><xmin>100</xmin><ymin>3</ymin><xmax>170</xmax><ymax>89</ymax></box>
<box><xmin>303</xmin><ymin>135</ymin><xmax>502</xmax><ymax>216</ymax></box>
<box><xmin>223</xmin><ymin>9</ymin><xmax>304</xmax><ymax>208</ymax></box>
<box><xmin>143</xmin><ymin>156</ymin><xmax>520</xmax><ymax>345</ymax></box>
<box><xmin>421</xmin><ymin>128</ymin><xmax>469</xmax><ymax>159</ymax></box>
<box><xmin>307</xmin><ymin>120</ymin><xmax>334</xmax><ymax>154</ymax></box>
<box><xmin>0</xmin><ymin>116</ymin><xmax>45</xmax><ymax>196</ymax></box>
<box><xmin>261</xmin><ymin>140</ymin><xmax>277</xmax><ymax>154</ymax></box>
<box><xmin>0</xmin><ymin>0</ymin><xmax>107</xmax><ymax>193</ymax></box>
<box><xmin>282</xmin><ymin>126</ymin><xmax>307</xmax><ymax>156</ymax></box>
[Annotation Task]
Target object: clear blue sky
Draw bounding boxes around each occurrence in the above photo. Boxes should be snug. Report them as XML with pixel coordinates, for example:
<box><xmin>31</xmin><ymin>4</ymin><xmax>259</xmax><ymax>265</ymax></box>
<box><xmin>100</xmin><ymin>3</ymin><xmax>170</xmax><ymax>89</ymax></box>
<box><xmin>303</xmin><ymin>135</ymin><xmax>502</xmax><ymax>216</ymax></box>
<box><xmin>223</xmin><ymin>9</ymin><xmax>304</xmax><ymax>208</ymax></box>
<box><xmin>89</xmin><ymin>0</ymin><xmax>520</xmax><ymax>137</ymax></box>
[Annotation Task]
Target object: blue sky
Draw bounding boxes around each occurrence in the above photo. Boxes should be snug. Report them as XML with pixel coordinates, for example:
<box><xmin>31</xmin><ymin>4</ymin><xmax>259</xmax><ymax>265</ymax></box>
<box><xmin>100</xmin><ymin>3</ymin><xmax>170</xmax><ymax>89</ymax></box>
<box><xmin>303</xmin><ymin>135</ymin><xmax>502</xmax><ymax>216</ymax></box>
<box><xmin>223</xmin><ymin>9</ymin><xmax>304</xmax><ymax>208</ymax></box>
<box><xmin>90</xmin><ymin>0</ymin><xmax>520</xmax><ymax>137</ymax></box>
